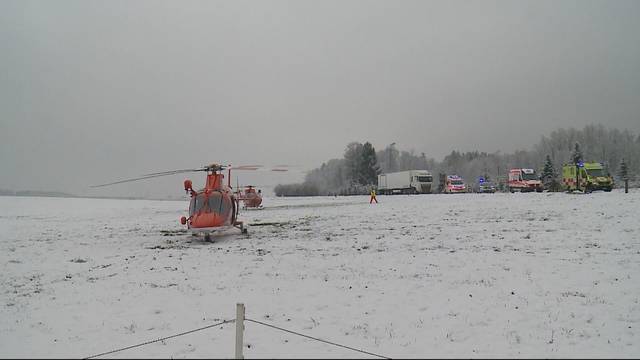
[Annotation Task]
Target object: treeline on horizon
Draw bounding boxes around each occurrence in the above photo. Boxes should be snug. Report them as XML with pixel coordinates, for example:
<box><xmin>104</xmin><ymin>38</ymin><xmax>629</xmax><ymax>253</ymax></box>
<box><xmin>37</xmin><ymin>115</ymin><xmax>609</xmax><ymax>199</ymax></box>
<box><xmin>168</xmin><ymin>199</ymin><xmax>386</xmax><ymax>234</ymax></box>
<box><xmin>0</xmin><ymin>189</ymin><xmax>75</xmax><ymax>197</ymax></box>
<box><xmin>274</xmin><ymin>124</ymin><xmax>640</xmax><ymax>196</ymax></box>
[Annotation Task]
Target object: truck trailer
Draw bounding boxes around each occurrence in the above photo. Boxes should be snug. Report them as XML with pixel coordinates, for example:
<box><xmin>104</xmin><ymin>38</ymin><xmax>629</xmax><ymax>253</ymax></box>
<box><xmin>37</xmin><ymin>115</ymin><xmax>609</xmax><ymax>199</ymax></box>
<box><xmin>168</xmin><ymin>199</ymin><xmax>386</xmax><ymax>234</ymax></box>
<box><xmin>377</xmin><ymin>170</ymin><xmax>433</xmax><ymax>195</ymax></box>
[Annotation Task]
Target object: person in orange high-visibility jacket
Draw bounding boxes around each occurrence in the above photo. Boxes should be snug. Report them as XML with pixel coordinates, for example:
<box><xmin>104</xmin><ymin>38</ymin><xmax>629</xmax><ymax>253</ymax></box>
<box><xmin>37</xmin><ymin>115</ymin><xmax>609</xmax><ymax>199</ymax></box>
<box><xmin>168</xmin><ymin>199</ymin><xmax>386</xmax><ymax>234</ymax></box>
<box><xmin>370</xmin><ymin>188</ymin><xmax>378</xmax><ymax>204</ymax></box>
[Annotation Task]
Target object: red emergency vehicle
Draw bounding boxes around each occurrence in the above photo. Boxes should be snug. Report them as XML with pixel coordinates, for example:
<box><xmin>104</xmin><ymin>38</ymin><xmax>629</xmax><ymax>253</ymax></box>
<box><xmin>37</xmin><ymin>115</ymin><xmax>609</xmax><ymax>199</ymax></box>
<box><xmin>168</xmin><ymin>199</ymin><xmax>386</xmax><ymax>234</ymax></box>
<box><xmin>444</xmin><ymin>175</ymin><xmax>467</xmax><ymax>193</ymax></box>
<box><xmin>508</xmin><ymin>168</ymin><xmax>543</xmax><ymax>192</ymax></box>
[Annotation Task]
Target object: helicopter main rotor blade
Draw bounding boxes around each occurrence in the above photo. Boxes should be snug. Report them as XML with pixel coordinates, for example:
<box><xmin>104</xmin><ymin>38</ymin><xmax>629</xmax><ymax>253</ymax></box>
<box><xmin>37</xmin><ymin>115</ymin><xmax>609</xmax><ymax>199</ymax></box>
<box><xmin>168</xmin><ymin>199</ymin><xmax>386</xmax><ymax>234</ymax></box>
<box><xmin>90</xmin><ymin>169</ymin><xmax>203</xmax><ymax>188</ymax></box>
<box><xmin>91</xmin><ymin>163</ymin><xmax>300</xmax><ymax>188</ymax></box>
<box><xmin>141</xmin><ymin>168</ymin><xmax>206</xmax><ymax>177</ymax></box>
<box><xmin>231</xmin><ymin>166</ymin><xmax>262</xmax><ymax>171</ymax></box>
<box><xmin>230</xmin><ymin>164</ymin><xmax>262</xmax><ymax>170</ymax></box>
<box><xmin>230</xmin><ymin>165</ymin><xmax>291</xmax><ymax>172</ymax></box>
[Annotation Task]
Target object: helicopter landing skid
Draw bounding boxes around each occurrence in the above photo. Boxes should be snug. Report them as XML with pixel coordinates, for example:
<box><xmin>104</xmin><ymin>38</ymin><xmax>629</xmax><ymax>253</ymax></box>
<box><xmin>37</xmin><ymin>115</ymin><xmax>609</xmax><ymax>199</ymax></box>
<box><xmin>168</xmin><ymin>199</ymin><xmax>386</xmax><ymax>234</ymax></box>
<box><xmin>190</xmin><ymin>224</ymin><xmax>246</xmax><ymax>242</ymax></box>
<box><xmin>234</xmin><ymin>221</ymin><xmax>248</xmax><ymax>234</ymax></box>
<box><xmin>243</xmin><ymin>205</ymin><xmax>264</xmax><ymax>210</ymax></box>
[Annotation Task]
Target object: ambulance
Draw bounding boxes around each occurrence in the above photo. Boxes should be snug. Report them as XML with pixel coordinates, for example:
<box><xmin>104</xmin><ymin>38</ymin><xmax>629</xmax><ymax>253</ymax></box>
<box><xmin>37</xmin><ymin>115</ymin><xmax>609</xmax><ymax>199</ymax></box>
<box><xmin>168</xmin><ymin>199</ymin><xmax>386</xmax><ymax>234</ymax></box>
<box><xmin>562</xmin><ymin>162</ymin><xmax>613</xmax><ymax>192</ymax></box>
<box><xmin>508</xmin><ymin>168</ymin><xmax>543</xmax><ymax>192</ymax></box>
<box><xmin>443</xmin><ymin>175</ymin><xmax>467</xmax><ymax>193</ymax></box>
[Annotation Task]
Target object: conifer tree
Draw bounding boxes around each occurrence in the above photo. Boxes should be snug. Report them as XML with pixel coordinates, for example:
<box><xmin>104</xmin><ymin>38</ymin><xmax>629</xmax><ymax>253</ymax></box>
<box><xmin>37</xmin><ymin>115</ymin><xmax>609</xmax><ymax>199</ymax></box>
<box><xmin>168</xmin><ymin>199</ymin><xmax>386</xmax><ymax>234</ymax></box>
<box><xmin>344</xmin><ymin>142</ymin><xmax>364</xmax><ymax>187</ymax></box>
<box><xmin>541</xmin><ymin>154</ymin><xmax>561</xmax><ymax>191</ymax></box>
<box><xmin>360</xmin><ymin>142</ymin><xmax>380</xmax><ymax>186</ymax></box>
<box><xmin>619</xmin><ymin>158</ymin><xmax>630</xmax><ymax>193</ymax></box>
<box><xmin>618</xmin><ymin>158</ymin><xmax>629</xmax><ymax>180</ymax></box>
<box><xmin>571</xmin><ymin>142</ymin><xmax>583</xmax><ymax>164</ymax></box>
<box><xmin>542</xmin><ymin>155</ymin><xmax>555</xmax><ymax>180</ymax></box>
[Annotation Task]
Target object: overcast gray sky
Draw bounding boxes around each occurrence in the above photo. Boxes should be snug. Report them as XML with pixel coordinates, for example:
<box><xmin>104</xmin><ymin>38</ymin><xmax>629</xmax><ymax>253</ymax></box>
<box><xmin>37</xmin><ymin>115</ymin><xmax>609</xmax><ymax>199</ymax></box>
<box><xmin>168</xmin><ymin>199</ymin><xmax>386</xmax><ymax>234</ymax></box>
<box><xmin>1</xmin><ymin>0</ymin><xmax>639</xmax><ymax>197</ymax></box>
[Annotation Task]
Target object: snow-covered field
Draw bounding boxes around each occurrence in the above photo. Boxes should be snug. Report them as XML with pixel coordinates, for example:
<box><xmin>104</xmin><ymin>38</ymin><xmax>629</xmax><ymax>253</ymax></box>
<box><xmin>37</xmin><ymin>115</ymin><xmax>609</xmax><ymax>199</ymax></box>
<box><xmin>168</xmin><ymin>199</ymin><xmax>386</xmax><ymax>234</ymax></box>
<box><xmin>1</xmin><ymin>191</ymin><xmax>639</xmax><ymax>358</ymax></box>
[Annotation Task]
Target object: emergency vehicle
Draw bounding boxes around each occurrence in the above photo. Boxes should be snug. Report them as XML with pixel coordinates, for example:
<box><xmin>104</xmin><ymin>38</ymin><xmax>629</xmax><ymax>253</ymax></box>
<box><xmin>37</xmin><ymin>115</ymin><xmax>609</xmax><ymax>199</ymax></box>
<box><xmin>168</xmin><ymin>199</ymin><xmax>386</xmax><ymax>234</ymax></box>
<box><xmin>443</xmin><ymin>175</ymin><xmax>467</xmax><ymax>193</ymax></box>
<box><xmin>508</xmin><ymin>168</ymin><xmax>543</xmax><ymax>192</ymax></box>
<box><xmin>562</xmin><ymin>162</ymin><xmax>613</xmax><ymax>192</ymax></box>
<box><xmin>475</xmin><ymin>176</ymin><xmax>497</xmax><ymax>193</ymax></box>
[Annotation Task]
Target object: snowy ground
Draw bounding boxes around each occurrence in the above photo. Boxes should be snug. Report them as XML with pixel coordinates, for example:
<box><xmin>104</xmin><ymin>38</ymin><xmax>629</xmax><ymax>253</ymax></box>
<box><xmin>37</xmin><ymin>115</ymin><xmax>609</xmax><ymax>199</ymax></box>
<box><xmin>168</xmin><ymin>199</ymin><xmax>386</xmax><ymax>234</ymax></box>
<box><xmin>1</xmin><ymin>191</ymin><xmax>639</xmax><ymax>358</ymax></box>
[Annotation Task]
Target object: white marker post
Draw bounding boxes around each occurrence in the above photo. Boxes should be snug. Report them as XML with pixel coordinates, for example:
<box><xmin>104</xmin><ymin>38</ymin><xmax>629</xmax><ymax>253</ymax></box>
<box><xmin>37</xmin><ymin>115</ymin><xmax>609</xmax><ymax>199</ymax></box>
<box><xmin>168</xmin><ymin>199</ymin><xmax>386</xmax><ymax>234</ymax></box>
<box><xmin>235</xmin><ymin>303</ymin><xmax>245</xmax><ymax>359</ymax></box>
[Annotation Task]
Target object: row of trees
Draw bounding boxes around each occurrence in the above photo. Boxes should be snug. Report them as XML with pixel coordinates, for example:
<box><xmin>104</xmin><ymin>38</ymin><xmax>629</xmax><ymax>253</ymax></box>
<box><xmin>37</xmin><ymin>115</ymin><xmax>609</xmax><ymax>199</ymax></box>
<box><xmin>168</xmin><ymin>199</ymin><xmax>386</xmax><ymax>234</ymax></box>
<box><xmin>274</xmin><ymin>124</ymin><xmax>639</xmax><ymax>196</ymax></box>
<box><xmin>275</xmin><ymin>142</ymin><xmax>381</xmax><ymax>196</ymax></box>
<box><xmin>538</xmin><ymin>138</ymin><xmax>635</xmax><ymax>191</ymax></box>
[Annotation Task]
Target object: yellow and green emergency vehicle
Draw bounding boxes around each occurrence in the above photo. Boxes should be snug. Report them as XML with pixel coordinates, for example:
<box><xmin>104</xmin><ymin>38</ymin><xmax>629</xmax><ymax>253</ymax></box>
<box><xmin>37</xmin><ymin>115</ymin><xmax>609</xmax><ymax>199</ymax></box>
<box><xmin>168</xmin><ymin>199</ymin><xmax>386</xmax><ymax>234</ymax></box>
<box><xmin>562</xmin><ymin>162</ymin><xmax>613</xmax><ymax>192</ymax></box>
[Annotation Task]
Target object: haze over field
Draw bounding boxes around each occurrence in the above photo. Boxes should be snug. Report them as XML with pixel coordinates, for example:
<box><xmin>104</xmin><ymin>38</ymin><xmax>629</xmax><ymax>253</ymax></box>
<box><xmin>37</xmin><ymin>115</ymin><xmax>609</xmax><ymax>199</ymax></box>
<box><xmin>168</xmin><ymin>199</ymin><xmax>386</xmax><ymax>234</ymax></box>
<box><xmin>1</xmin><ymin>0</ymin><xmax>639</xmax><ymax>198</ymax></box>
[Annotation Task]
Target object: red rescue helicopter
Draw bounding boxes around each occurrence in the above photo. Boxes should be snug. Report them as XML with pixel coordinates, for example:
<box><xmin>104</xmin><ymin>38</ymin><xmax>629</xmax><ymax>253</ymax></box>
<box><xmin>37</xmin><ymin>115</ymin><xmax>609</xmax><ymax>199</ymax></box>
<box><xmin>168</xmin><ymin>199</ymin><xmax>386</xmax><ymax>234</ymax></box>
<box><xmin>91</xmin><ymin>163</ymin><xmax>287</xmax><ymax>240</ymax></box>
<box><xmin>236</xmin><ymin>185</ymin><xmax>263</xmax><ymax>209</ymax></box>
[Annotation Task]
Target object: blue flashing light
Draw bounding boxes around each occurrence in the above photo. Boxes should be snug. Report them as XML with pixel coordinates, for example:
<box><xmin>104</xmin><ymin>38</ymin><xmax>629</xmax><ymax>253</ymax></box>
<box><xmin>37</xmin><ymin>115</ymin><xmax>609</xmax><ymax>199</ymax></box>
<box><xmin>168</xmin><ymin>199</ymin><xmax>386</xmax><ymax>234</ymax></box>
<box><xmin>578</xmin><ymin>161</ymin><xmax>584</xmax><ymax>167</ymax></box>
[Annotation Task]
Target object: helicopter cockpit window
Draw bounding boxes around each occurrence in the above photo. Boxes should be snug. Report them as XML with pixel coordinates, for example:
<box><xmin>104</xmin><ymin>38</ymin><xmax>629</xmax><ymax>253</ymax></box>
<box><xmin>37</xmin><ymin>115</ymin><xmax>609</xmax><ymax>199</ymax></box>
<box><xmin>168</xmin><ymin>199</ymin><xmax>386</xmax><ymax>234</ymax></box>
<box><xmin>208</xmin><ymin>192</ymin><xmax>231</xmax><ymax>215</ymax></box>
<box><xmin>193</xmin><ymin>194</ymin><xmax>206</xmax><ymax>214</ymax></box>
<box><xmin>189</xmin><ymin>198</ymin><xmax>196</xmax><ymax>216</ymax></box>
<box><xmin>208</xmin><ymin>193</ymin><xmax>222</xmax><ymax>212</ymax></box>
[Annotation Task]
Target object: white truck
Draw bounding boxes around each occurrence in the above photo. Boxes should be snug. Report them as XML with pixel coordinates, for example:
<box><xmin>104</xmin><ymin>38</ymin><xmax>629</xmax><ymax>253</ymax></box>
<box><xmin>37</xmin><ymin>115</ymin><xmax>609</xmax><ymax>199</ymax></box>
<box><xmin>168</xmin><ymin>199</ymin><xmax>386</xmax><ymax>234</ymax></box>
<box><xmin>377</xmin><ymin>170</ymin><xmax>433</xmax><ymax>194</ymax></box>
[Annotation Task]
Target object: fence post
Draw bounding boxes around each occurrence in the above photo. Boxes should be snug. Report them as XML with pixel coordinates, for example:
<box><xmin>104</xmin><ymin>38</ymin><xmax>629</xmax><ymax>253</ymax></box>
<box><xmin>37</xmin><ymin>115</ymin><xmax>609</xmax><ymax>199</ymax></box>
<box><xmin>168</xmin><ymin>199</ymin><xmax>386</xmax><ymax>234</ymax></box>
<box><xmin>235</xmin><ymin>303</ymin><xmax>245</xmax><ymax>359</ymax></box>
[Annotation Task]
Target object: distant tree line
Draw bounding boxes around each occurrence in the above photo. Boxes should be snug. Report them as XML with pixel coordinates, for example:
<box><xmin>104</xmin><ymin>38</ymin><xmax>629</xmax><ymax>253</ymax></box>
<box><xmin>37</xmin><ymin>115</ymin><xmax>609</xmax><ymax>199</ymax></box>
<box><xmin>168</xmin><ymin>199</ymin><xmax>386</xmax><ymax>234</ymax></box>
<box><xmin>0</xmin><ymin>189</ymin><xmax>75</xmax><ymax>197</ymax></box>
<box><xmin>274</xmin><ymin>124</ymin><xmax>639</xmax><ymax>196</ymax></box>
<box><xmin>275</xmin><ymin>141</ymin><xmax>381</xmax><ymax>196</ymax></box>
<box><xmin>272</xmin><ymin>183</ymin><xmax>322</xmax><ymax>197</ymax></box>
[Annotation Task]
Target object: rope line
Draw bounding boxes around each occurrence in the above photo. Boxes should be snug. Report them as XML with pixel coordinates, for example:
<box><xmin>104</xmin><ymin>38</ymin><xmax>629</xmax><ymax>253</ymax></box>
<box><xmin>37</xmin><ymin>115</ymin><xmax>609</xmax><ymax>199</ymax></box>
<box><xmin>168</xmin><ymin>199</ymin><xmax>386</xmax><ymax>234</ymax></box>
<box><xmin>84</xmin><ymin>319</ymin><xmax>233</xmax><ymax>359</ymax></box>
<box><xmin>245</xmin><ymin>318</ymin><xmax>391</xmax><ymax>359</ymax></box>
